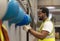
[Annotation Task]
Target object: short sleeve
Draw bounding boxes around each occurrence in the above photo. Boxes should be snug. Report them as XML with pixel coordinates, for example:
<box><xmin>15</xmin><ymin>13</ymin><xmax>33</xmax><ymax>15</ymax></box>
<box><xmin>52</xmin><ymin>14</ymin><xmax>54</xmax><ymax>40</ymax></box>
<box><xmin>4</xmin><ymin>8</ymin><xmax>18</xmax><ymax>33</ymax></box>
<box><xmin>42</xmin><ymin>21</ymin><xmax>53</xmax><ymax>34</ymax></box>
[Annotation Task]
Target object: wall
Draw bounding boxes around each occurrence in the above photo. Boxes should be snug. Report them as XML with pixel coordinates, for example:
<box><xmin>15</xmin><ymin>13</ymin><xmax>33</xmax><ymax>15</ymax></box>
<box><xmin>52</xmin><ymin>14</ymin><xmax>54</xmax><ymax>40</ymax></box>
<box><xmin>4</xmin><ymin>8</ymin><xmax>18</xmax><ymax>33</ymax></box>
<box><xmin>38</xmin><ymin>0</ymin><xmax>60</xmax><ymax>6</ymax></box>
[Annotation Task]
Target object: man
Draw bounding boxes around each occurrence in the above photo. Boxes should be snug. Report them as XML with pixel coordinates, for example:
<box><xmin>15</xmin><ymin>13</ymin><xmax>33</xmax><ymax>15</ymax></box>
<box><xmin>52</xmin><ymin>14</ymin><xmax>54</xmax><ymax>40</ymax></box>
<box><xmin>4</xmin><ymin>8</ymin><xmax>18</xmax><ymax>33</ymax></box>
<box><xmin>23</xmin><ymin>7</ymin><xmax>55</xmax><ymax>41</ymax></box>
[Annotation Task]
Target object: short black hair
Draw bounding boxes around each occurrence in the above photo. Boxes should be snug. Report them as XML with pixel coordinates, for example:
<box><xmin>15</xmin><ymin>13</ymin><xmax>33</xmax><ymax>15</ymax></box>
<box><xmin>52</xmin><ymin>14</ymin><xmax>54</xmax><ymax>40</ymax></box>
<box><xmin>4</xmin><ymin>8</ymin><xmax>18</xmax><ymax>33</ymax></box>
<box><xmin>40</xmin><ymin>7</ymin><xmax>49</xmax><ymax>17</ymax></box>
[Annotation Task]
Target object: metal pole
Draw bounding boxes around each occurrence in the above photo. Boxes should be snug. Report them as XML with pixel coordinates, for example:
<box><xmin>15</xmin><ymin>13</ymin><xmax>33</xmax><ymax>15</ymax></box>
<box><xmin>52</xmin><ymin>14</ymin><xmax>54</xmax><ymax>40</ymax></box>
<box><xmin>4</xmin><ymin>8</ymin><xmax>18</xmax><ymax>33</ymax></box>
<box><xmin>17</xmin><ymin>0</ymin><xmax>26</xmax><ymax>12</ymax></box>
<box><xmin>26</xmin><ymin>6</ymin><xmax>29</xmax><ymax>41</ymax></box>
<box><xmin>26</xmin><ymin>32</ymin><xmax>29</xmax><ymax>41</ymax></box>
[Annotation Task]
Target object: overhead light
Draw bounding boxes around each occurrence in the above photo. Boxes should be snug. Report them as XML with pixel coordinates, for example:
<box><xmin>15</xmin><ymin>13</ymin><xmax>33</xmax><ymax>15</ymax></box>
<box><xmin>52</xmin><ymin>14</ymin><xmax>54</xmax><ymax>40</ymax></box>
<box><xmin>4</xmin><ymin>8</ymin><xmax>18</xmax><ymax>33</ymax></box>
<box><xmin>46</xmin><ymin>6</ymin><xmax>55</xmax><ymax>9</ymax></box>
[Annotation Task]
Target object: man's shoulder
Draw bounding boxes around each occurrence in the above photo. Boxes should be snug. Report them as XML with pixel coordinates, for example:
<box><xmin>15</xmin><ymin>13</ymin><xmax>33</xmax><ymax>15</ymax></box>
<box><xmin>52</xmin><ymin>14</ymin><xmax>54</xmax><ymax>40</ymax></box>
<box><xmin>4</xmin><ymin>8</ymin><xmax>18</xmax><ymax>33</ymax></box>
<box><xmin>44</xmin><ymin>20</ymin><xmax>53</xmax><ymax>25</ymax></box>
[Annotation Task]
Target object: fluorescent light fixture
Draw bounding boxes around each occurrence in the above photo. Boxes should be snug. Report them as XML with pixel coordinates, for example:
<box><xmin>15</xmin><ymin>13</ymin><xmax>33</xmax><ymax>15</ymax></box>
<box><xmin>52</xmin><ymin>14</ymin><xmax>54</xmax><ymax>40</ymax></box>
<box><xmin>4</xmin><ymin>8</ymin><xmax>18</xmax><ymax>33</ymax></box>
<box><xmin>46</xmin><ymin>6</ymin><xmax>55</xmax><ymax>9</ymax></box>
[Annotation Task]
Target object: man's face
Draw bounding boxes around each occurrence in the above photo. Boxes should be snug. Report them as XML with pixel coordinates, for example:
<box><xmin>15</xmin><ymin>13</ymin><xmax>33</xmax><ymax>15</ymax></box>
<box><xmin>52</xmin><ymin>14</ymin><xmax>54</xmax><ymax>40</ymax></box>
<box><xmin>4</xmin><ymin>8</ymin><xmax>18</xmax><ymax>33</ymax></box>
<box><xmin>38</xmin><ymin>11</ymin><xmax>45</xmax><ymax>20</ymax></box>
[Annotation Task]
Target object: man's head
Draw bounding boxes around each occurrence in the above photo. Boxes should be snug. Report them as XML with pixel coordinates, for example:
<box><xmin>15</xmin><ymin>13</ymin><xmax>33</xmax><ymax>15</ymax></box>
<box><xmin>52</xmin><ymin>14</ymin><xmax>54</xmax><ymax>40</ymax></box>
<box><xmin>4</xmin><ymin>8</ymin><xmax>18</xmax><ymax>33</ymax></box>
<box><xmin>38</xmin><ymin>7</ymin><xmax>49</xmax><ymax>20</ymax></box>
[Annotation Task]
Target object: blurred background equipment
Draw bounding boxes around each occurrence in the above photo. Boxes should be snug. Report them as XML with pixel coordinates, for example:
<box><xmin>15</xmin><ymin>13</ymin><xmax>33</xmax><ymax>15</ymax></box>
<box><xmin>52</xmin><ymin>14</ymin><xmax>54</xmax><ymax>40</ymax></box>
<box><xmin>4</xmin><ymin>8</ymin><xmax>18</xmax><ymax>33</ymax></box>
<box><xmin>8</xmin><ymin>4</ymin><xmax>31</xmax><ymax>27</ymax></box>
<box><xmin>2</xmin><ymin>0</ymin><xmax>19</xmax><ymax>21</ymax></box>
<box><xmin>15</xmin><ymin>14</ymin><xmax>31</xmax><ymax>27</ymax></box>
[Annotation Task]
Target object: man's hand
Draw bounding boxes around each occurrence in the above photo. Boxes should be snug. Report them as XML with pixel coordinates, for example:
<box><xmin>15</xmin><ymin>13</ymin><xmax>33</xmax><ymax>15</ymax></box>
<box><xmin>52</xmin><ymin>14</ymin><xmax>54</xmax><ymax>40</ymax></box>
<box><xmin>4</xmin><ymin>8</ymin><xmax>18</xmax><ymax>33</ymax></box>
<box><xmin>23</xmin><ymin>25</ymin><xmax>32</xmax><ymax>32</ymax></box>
